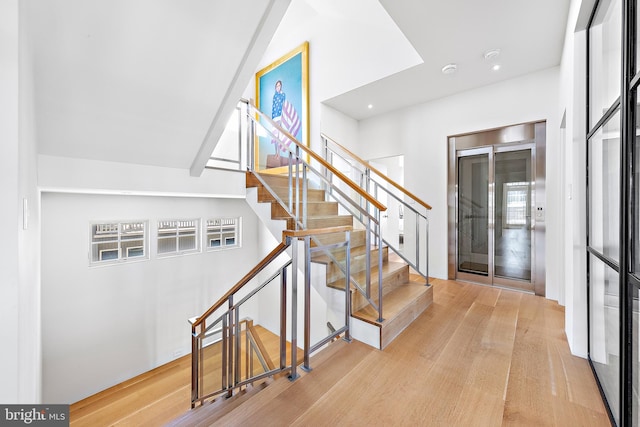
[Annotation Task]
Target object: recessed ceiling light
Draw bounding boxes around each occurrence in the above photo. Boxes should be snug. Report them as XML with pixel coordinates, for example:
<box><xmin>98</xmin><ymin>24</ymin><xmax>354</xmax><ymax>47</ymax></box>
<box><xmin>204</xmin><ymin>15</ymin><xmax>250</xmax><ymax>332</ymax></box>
<box><xmin>441</xmin><ymin>63</ymin><xmax>457</xmax><ymax>74</ymax></box>
<box><xmin>368</xmin><ymin>104</ymin><xmax>373</xmax><ymax>109</ymax></box>
<box><xmin>492</xmin><ymin>64</ymin><xmax>501</xmax><ymax>71</ymax></box>
<box><xmin>484</xmin><ymin>49</ymin><xmax>501</xmax><ymax>60</ymax></box>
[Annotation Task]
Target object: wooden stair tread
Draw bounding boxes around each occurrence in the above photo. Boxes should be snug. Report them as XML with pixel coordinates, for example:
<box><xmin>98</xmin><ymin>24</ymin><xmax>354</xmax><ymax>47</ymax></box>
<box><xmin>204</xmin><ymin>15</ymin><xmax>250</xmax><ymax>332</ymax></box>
<box><xmin>352</xmin><ymin>281</ymin><xmax>432</xmax><ymax>325</ymax></box>
<box><xmin>310</xmin><ymin>245</ymin><xmax>386</xmax><ymax>264</ymax></box>
<box><xmin>265</xmin><ymin>185</ymin><xmax>323</xmax><ymax>194</ymax></box>
<box><xmin>273</xmin><ymin>214</ymin><xmax>353</xmax><ymax>221</ymax></box>
<box><xmin>165</xmin><ymin>380</ymin><xmax>272</xmax><ymax>426</ymax></box>
<box><xmin>170</xmin><ymin>340</ymin><xmax>365</xmax><ymax>427</ymax></box>
<box><xmin>327</xmin><ymin>261</ymin><xmax>408</xmax><ymax>290</ymax></box>
<box><xmin>247</xmin><ymin>170</ymin><xmax>434</xmax><ymax>350</ymax></box>
<box><xmin>209</xmin><ymin>340</ymin><xmax>372</xmax><ymax>427</ymax></box>
<box><xmin>271</xmin><ymin>200</ymin><xmax>339</xmax><ymax>219</ymax></box>
<box><xmin>246</xmin><ymin>172</ymin><xmax>305</xmax><ymax>187</ymax></box>
<box><xmin>311</xmin><ymin>229</ymin><xmax>366</xmax><ymax>247</ymax></box>
<box><xmin>284</xmin><ymin>216</ymin><xmax>353</xmax><ymax>230</ymax></box>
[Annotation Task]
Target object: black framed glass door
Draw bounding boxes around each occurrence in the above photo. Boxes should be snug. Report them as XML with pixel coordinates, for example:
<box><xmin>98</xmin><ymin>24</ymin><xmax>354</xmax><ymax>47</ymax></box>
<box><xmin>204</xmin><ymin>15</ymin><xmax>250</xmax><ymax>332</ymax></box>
<box><xmin>586</xmin><ymin>0</ymin><xmax>640</xmax><ymax>424</ymax></box>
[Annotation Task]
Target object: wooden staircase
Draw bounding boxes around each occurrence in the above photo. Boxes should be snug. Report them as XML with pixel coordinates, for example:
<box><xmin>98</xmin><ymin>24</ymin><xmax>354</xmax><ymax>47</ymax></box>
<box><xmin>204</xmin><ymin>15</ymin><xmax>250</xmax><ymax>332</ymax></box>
<box><xmin>246</xmin><ymin>171</ymin><xmax>432</xmax><ymax>349</ymax></box>
<box><xmin>167</xmin><ymin>324</ymin><xmax>302</xmax><ymax>426</ymax></box>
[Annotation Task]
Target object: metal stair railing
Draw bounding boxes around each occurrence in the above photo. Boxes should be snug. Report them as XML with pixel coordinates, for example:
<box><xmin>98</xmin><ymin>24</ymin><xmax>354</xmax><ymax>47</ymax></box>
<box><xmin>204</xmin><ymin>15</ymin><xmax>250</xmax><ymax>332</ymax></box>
<box><xmin>205</xmin><ymin>99</ymin><xmax>433</xmax><ymax>318</ymax></box>
<box><xmin>189</xmin><ymin>227</ymin><xmax>351</xmax><ymax>408</ymax></box>
<box><xmin>242</xmin><ymin>100</ymin><xmax>389</xmax><ymax>322</ymax></box>
<box><xmin>321</xmin><ymin>133</ymin><xmax>432</xmax><ymax>285</ymax></box>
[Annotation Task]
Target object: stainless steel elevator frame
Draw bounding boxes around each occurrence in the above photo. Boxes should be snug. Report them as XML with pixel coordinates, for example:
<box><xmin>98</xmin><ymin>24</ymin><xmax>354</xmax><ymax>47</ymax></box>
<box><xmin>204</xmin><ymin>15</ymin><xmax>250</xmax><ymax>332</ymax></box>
<box><xmin>447</xmin><ymin>121</ymin><xmax>546</xmax><ymax>296</ymax></box>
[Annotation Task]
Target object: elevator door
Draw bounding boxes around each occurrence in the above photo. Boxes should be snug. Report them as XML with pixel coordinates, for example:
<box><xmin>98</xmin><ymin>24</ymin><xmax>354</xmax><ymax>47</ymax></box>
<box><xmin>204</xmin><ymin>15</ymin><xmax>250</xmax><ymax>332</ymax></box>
<box><xmin>456</xmin><ymin>144</ymin><xmax>535</xmax><ymax>292</ymax></box>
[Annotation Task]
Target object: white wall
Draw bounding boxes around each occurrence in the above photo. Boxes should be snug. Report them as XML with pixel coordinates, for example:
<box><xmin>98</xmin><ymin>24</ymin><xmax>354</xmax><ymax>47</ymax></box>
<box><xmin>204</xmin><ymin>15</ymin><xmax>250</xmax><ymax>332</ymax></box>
<box><xmin>357</xmin><ymin>67</ymin><xmax>561</xmax><ymax>295</ymax></box>
<box><xmin>0</xmin><ymin>0</ymin><xmax>41</xmax><ymax>404</ymax></box>
<box><xmin>40</xmin><ymin>193</ymin><xmax>262</xmax><ymax>403</ymax></box>
<box><xmin>0</xmin><ymin>0</ymin><xmax>21</xmax><ymax>404</ymax></box>
<box><xmin>320</xmin><ymin>104</ymin><xmax>359</xmax><ymax>146</ymax></box>
<box><xmin>39</xmin><ymin>154</ymin><xmax>246</xmax><ymax>198</ymax></box>
<box><xmin>559</xmin><ymin>0</ymin><xmax>591</xmax><ymax>357</ymax></box>
<box><xmin>246</xmin><ymin>0</ymin><xmax>421</xmax><ymax>155</ymax></box>
<box><xmin>18</xmin><ymin>0</ymin><xmax>42</xmax><ymax>403</ymax></box>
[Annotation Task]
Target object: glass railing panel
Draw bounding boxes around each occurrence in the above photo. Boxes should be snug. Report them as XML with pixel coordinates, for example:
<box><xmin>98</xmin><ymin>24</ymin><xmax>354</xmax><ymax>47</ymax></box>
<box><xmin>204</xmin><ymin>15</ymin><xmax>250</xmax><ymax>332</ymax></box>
<box><xmin>244</xmin><ymin>102</ymin><xmax>386</xmax><ymax>320</ymax></box>
<box><xmin>305</xmin><ymin>231</ymin><xmax>350</xmax><ymax>356</ymax></box>
<box><xmin>195</xmin><ymin>313</ymin><xmax>228</xmax><ymax>401</ymax></box>
<box><xmin>233</xmin><ymin>278</ymin><xmax>286</xmax><ymax>382</ymax></box>
<box><xmin>320</xmin><ymin>134</ymin><xmax>431</xmax><ymax>283</ymax></box>
<box><xmin>397</xmin><ymin>206</ymin><xmax>429</xmax><ymax>277</ymax></box>
<box><xmin>192</xmin><ymin>249</ymin><xmax>294</xmax><ymax>405</ymax></box>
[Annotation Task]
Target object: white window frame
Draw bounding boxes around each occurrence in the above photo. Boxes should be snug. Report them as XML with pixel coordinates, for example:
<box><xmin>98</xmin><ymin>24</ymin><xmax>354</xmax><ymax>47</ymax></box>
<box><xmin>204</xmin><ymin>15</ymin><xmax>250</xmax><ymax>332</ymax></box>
<box><xmin>206</xmin><ymin>217</ymin><xmax>241</xmax><ymax>251</ymax></box>
<box><xmin>89</xmin><ymin>221</ymin><xmax>149</xmax><ymax>266</ymax></box>
<box><xmin>157</xmin><ymin>218</ymin><xmax>201</xmax><ymax>257</ymax></box>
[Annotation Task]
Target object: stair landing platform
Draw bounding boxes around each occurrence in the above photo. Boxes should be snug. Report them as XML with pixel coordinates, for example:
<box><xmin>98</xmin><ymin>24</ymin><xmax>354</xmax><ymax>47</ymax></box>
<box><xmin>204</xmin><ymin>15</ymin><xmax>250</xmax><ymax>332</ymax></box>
<box><xmin>352</xmin><ymin>280</ymin><xmax>433</xmax><ymax>349</ymax></box>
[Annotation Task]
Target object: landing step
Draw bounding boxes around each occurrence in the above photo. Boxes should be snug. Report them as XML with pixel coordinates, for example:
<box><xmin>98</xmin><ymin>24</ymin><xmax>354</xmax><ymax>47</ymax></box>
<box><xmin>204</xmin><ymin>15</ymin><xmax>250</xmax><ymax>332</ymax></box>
<box><xmin>165</xmin><ymin>379</ymin><xmax>272</xmax><ymax>426</ymax></box>
<box><xmin>353</xmin><ymin>281</ymin><xmax>433</xmax><ymax>349</ymax></box>
<box><xmin>204</xmin><ymin>340</ymin><xmax>373</xmax><ymax>426</ymax></box>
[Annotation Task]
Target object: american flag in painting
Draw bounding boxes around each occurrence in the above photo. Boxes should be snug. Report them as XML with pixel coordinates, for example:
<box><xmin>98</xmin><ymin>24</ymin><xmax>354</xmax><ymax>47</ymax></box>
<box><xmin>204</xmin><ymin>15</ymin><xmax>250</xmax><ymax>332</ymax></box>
<box><xmin>281</xmin><ymin>100</ymin><xmax>301</xmax><ymax>139</ymax></box>
<box><xmin>271</xmin><ymin>100</ymin><xmax>301</xmax><ymax>153</ymax></box>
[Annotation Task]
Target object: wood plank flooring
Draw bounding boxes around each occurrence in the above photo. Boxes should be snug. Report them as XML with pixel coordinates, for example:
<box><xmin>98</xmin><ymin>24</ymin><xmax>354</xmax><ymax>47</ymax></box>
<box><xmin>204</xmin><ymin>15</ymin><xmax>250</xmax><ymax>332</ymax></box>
<box><xmin>69</xmin><ymin>279</ymin><xmax>610</xmax><ymax>426</ymax></box>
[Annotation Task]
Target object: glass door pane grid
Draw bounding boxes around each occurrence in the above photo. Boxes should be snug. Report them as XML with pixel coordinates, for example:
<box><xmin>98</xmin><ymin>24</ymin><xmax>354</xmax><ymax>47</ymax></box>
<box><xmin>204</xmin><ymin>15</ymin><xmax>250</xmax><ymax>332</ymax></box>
<box><xmin>588</xmin><ymin>0</ymin><xmax>621</xmax><ymax>129</ymax></box>
<box><xmin>590</xmin><ymin>255</ymin><xmax>621</xmax><ymax>425</ymax></box>
<box><xmin>587</xmin><ymin>0</ymin><xmax>626</xmax><ymax>423</ymax></box>
<box><xmin>588</xmin><ymin>109</ymin><xmax>621</xmax><ymax>263</ymax></box>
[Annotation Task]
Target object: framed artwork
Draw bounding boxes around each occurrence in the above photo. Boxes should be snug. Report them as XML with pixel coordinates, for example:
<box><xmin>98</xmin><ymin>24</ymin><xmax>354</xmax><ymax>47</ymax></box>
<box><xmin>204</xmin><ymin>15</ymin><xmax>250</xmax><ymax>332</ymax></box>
<box><xmin>255</xmin><ymin>41</ymin><xmax>309</xmax><ymax>172</ymax></box>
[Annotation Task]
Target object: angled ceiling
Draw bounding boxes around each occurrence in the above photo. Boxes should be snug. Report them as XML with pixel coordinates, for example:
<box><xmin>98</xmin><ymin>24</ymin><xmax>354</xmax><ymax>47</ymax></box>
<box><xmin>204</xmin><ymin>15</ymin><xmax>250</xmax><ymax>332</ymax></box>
<box><xmin>27</xmin><ymin>0</ymin><xmax>288</xmax><ymax>170</ymax></box>
<box><xmin>324</xmin><ymin>0</ymin><xmax>572</xmax><ymax>120</ymax></box>
<box><xmin>26</xmin><ymin>0</ymin><xmax>571</xmax><ymax>171</ymax></box>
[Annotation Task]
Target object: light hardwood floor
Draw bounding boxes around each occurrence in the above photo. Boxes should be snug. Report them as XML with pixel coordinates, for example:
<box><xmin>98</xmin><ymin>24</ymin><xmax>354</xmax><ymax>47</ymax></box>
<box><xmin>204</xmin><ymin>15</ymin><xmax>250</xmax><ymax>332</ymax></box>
<box><xmin>70</xmin><ymin>279</ymin><xmax>611</xmax><ymax>426</ymax></box>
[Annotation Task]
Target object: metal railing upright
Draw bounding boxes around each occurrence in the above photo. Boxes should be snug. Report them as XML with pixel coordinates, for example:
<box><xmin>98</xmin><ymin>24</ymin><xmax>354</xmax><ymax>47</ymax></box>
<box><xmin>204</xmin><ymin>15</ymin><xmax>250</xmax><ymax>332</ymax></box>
<box><xmin>203</xmin><ymin>98</ymin><xmax>431</xmax><ymax>325</ymax></box>
<box><xmin>321</xmin><ymin>133</ymin><xmax>432</xmax><ymax>285</ymax></box>
<box><xmin>189</xmin><ymin>227</ymin><xmax>351</xmax><ymax>407</ymax></box>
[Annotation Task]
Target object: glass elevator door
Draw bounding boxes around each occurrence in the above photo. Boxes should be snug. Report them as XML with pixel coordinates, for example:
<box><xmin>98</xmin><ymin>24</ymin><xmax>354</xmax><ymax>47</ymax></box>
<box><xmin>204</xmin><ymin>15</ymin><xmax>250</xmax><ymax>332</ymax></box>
<box><xmin>456</xmin><ymin>145</ymin><xmax>535</xmax><ymax>292</ymax></box>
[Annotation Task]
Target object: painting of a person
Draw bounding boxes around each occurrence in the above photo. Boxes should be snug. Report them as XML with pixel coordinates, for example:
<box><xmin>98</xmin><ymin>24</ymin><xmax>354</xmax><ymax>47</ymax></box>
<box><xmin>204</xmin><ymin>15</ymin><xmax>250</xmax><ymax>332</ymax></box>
<box><xmin>270</xmin><ymin>80</ymin><xmax>287</xmax><ymax>158</ymax></box>
<box><xmin>256</xmin><ymin>43</ymin><xmax>307</xmax><ymax>170</ymax></box>
<box><xmin>272</xmin><ymin>80</ymin><xmax>285</xmax><ymax>122</ymax></box>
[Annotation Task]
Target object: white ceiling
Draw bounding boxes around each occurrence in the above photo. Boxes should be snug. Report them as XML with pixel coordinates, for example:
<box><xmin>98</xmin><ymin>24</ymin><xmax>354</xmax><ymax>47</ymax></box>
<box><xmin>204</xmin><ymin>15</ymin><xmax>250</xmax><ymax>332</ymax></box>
<box><xmin>324</xmin><ymin>0</ymin><xmax>572</xmax><ymax>120</ymax></box>
<box><xmin>27</xmin><ymin>0</ymin><xmax>286</xmax><ymax>170</ymax></box>
<box><xmin>26</xmin><ymin>0</ymin><xmax>571</xmax><ymax>170</ymax></box>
